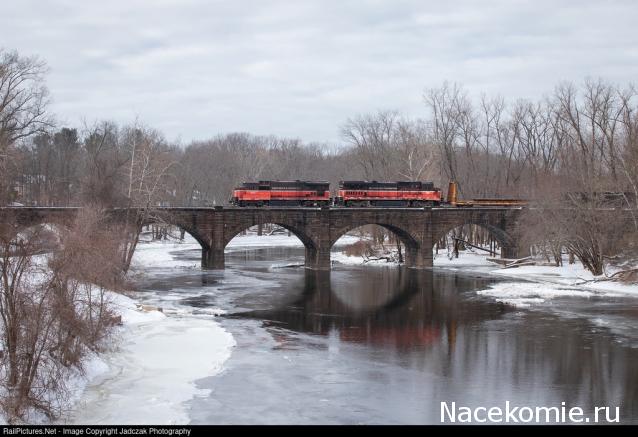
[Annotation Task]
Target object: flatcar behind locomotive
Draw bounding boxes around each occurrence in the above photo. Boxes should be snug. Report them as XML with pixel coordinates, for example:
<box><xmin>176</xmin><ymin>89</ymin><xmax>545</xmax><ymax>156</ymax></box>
<box><xmin>335</xmin><ymin>180</ymin><xmax>442</xmax><ymax>207</ymax></box>
<box><xmin>231</xmin><ymin>180</ymin><xmax>330</xmax><ymax>207</ymax></box>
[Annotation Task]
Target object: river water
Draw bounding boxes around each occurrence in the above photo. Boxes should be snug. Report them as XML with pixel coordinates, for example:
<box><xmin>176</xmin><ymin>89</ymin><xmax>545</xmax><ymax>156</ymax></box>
<box><xmin>131</xmin><ymin>242</ymin><xmax>638</xmax><ymax>425</ymax></box>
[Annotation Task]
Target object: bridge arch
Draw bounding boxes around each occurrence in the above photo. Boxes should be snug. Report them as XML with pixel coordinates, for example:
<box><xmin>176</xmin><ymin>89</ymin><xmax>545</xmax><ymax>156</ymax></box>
<box><xmin>9</xmin><ymin>220</ymin><xmax>71</xmax><ymax>234</ymax></box>
<box><xmin>1</xmin><ymin>209</ymin><xmax>76</xmax><ymax>236</ymax></box>
<box><xmin>330</xmin><ymin>223</ymin><xmax>419</xmax><ymax>250</ymax></box>
<box><xmin>135</xmin><ymin>214</ymin><xmax>214</xmax><ymax>269</ymax></box>
<box><xmin>140</xmin><ymin>218</ymin><xmax>209</xmax><ymax>251</ymax></box>
<box><xmin>433</xmin><ymin>217</ymin><xmax>518</xmax><ymax>259</ymax></box>
<box><xmin>223</xmin><ymin>222</ymin><xmax>317</xmax><ymax>250</ymax></box>
<box><xmin>199</xmin><ymin>215</ymin><xmax>322</xmax><ymax>270</ymax></box>
<box><xmin>0</xmin><ymin>210</ymin><xmax>78</xmax><ymax>256</ymax></box>
<box><xmin>0</xmin><ymin>222</ymin><xmax>69</xmax><ymax>255</ymax></box>
<box><xmin>225</xmin><ymin>221</ymin><xmax>318</xmax><ymax>267</ymax></box>
<box><xmin>329</xmin><ymin>221</ymin><xmax>427</xmax><ymax>268</ymax></box>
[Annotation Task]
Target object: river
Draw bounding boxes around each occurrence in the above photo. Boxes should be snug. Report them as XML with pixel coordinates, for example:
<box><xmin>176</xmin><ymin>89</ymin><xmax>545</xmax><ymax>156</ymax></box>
<box><xmin>72</xmin><ymin>237</ymin><xmax>638</xmax><ymax>424</ymax></box>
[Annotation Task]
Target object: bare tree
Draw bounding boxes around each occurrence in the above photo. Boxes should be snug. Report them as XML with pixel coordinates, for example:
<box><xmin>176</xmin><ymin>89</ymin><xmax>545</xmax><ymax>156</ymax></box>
<box><xmin>80</xmin><ymin>121</ymin><xmax>129</xmax><ymax>207</ymax></box>
<box><xmin>341</xmin><ymin>110</ymin><xmax>399</xmax><ymax>180</ymax></box>
<box><xmin>120</xmin><ymin>125</ymin><xmax>178</xmax><ymax>271</ymax></box>
<box><xmin>0</xmin><ymin>49</ymin><xmax>52</xmax><ymax>204</ymax></box>
<box><xmin>425</xmin><ymin>83</ymin><xmax>464</xmax><ymax>191</ymax></box>
<box><xmin>394</xmin><ymin>119</ymin><xmax>436</xmax><ymax>181</ymax></box>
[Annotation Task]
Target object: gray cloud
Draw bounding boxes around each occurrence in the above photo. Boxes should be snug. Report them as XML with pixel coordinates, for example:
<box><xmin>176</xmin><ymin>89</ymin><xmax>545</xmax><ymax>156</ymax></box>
<box><xmin>2</xmin><ymin>0</ymin><xmax>637</xmax><ymax>144</ymax></box>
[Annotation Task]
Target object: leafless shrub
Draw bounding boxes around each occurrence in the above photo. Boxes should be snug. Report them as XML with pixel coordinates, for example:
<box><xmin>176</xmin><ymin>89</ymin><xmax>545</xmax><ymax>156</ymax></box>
<box><xmin>0</xmin><ymin>207</ymin><xmax>125</xmax><ymax>423</ymax></box>
<box><xmin>343</xmin><ymin>240</ymin><xmax>375</xmax><ymax>258</ymax></box>
<box><xmin>0</xmin><ymin>228</ymin><xmax>69</xmax><ymax>421</ymax></box>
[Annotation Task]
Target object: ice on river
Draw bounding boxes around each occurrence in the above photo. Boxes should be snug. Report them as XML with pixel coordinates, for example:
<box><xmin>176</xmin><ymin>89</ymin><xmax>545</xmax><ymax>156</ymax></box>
<box><xmin>68</xmin><ymin>293</ymin><xmax>234</xmax><ymax>424</ymax></box>
<box><xmin>66</xmin><ymin>242</ymin><xmax>236</xmax><ymax>424</ymax></box>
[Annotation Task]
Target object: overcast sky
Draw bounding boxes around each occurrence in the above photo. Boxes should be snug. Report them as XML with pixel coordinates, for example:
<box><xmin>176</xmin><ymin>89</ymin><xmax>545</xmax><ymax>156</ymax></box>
<box><xmin>3</xmin><ymin>0</ymin><xmax>637</xmax><ymax>144</ymax></box>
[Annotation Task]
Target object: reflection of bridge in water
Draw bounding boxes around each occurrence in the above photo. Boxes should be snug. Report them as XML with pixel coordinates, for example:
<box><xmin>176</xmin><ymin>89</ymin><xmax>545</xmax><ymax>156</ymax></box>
<box><xmin>0</xmin><ymin>206</ymin><xmax>524</xmax><ymax>270</ymax></box>
<box><xmin>232</xmin><ymin>268</ymin><xmax>638</xmax><ymax>414</ymax></box>
<box><xmin>236</xmin><ymin>269</ymin><xmax>507</xmax><ymax>351</ymax></box>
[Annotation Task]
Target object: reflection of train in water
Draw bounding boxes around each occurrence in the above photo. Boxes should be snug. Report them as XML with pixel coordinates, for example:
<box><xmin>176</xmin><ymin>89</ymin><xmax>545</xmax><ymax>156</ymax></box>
<box><xmin>230</xmin><ymin>180</ymin><xmax>526</xmax><ymax>208</ymax></box>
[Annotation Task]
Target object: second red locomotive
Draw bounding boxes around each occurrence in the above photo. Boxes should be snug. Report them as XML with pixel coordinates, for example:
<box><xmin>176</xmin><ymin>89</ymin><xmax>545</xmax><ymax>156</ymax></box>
<box><xmin>231</xmin><ymin>180</ymin><xmax>330</xmax><ymax>207</ymax></box>
<box><xmin>335</xmin><ymin>180</ymin><xmax>442</xmax><ymax>207</ymax></box>
<box><xmin>231</xmin><ymin>180</ymin><xmax>442</xmax><ymax>207</ymax></box>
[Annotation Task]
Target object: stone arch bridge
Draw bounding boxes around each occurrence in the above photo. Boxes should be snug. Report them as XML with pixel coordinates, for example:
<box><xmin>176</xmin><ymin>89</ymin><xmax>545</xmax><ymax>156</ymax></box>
<box><xmin>0</xmin><ymin>206</ymin><xmax>524</xmax><ymax>270</ymax></box>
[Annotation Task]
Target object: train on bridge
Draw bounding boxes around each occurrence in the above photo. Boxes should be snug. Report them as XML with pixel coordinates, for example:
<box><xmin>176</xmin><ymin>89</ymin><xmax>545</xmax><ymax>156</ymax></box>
<box><xmin>230</xmin><ymin>180</ymin><xmax>526</xmax><ymax>208</ymax></box>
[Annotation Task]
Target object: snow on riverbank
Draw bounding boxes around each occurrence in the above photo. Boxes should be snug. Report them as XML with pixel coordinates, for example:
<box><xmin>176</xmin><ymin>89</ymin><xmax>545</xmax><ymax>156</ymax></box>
<box><xmin>434</xmin><ymin>250</ymin><xmax>638</xmax><ymax>307</ymax></box>
<box><xmin>226</xmin><ymin>234</ymin><xmax>638</xmax><ymax>303</ymax></box>
<box><xmin>476</xmin><ymin>282</ymin><xmax>599</xmax><ymax>307</ymax></box>
<box><xmin>228</xmin><ymin>233</ymin><xmax>304</xmax><ymax>249</ymax></box>
<box><xmin>130</xmin><ymin>238</ymin><xmax>200</xmax><ymax>269</ymax></box>
<box><xmin>65</xmin><ymin>238</ymin><xmax>236</xmax><ymax>425</ymax></box>
<box><xmin>0</xmin><ymin>254</ymin><xmax>113</xmax><ymax>425</ymax></box>
<box><xmin>433</xmin><ymin>250</ymin><xmax>495</xmax><ymax>270</ymax></box>
<box><xmin>331</xmin><ymin>251</ymin><xmax>400</xmax><ymax>266</ymax></box>
<box><xmin>131</xmin><ymin>232</ymin><xmax>363</xmax><ymax>270</ymax></box>
<box><xmin>68</xmin><ymin>291</ymin><xmax>234</xmax><ymax>424</ymax></box>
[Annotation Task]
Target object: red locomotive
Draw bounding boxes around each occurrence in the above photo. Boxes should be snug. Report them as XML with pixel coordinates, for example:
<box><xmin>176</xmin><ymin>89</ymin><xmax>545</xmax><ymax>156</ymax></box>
<box><xmin>231</xmin><ymin>180</ymin><xmax>330</xmax><ymax>207</ymax></box>
<box><xmin>231</xmin><ymin>180</ymin><xmax>442</xmax><ymax>207</ymax></box>
<box><xmin>335</xmin><ymin>180</ymin><xmax>442</xmax><ymax>207</ymax></box>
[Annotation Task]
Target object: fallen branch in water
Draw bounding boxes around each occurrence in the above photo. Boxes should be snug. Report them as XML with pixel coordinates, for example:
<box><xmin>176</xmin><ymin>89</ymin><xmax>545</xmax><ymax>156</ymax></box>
<box><xmin>363</xmin><ymin>256</ymin><xmax>393</xmax><ymax>263</ymax></box>
<box><xmin>608</xmin><ymin>268</ymin><xmax>638</xmax><ymax>278</ymax></box>
<box><xmin>486</xmin><ymin>256</ymin><xmax>532</xmax><ymax>266</ymax></box>
<box><xmin>571</xmin><ymin>268</ymin><xmax>638</xmax><ymax>285</ymax></box>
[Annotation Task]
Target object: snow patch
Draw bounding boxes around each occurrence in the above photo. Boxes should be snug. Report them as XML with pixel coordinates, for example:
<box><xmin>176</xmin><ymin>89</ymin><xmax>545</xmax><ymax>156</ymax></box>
<box><xmin>65</xmin><ymin>238</ymin><xmax>236</xmax><ymax>425</ymax></box>
<box><xmin>434</xmin><ymin>251</ymin><xmax>496</xmax><ymax>269</ymax></box>
<box><xmin>330</xmin><ymin>251</ymin><xmax>399</xmax><ymax>266</ymax></box>
<box><xmin>435</xmin><ymin>251</ymin><xmax>638</xmax><ymax>297</ymax></box>
<box><xmin>476</xmin><ymin>282</ymin><xmax>597</xmax><ymax>307</ymax></box>
<box><xmin>68</xmin><ymin>313</ymin><xmax>235</xmax><ymax>425</ymax></box>
<box><xmin>131</xmin><ymin>239</ymin><xmax>200</xmax><ymax>269</ymax></box>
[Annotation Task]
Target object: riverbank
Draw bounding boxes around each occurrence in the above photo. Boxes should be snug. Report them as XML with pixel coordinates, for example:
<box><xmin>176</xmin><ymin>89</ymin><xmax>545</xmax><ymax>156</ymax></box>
<box><xmin>434</xmin><ymin>250</ymin><xmax>638</xmax><ymax>306</ymax></box>
<box><xmin>62</xmin><ymin>237</ymin><xmax>235</xmax><ymax>425</ymax></box>
<box><xmin>333</xmin><ymin>245</ymin><xmax>638</xmax><ymax>306</ymax></box>
<box><xmin>66</xmin><ymin>293</ymin><xmax>234</xmax><ymax>424</ymax></box>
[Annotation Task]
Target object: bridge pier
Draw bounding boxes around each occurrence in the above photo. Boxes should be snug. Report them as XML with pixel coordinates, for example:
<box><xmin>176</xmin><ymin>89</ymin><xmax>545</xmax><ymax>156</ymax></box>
<box><xmin>405</xmin><ymin>243</ymin><xmax>433</xmax><ymax>269</ymax></box>
<box><xmin>305</xmin><ymin>246</ymin><xmax>331</xmax><ymax>271</ymax></box>
<box><xmin>202</xmin><ymin>247</ymin><xmax>225</xmax><ymax>269</ymax></box>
